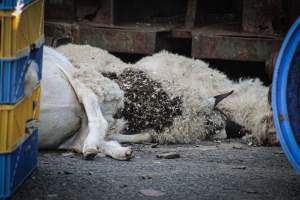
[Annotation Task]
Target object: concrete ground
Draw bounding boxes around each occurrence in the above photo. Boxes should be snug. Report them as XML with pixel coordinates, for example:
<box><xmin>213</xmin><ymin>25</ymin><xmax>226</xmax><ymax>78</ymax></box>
<box><xmin>11</xmin><ymin>140</ymin><xmax>300</xmax><ymax>200</ymax></box>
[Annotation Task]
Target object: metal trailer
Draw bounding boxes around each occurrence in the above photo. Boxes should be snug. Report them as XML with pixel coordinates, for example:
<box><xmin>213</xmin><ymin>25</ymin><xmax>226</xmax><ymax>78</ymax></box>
<box><xmin>44</xmin><ymin>0</ymin><xmax>299</xmax><ymax>66</ymax></box>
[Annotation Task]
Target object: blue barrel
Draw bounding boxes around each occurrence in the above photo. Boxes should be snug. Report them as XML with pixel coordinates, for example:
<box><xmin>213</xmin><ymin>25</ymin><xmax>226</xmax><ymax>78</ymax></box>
<box><xmin>272</xmin><ymin>17</ymin><xmax>300</xmax><ymax>173</ymax></box>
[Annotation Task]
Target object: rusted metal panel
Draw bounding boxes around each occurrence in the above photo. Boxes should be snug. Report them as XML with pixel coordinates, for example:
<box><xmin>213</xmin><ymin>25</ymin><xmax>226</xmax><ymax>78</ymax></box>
<box><xmin>79</xmin><ymin>25</ymin><xmax>160</xmax><ymax>54</ymax></box>
<box><xmin>76</xmin><ymin>0</ymin><xmax>100</xmax><ymax>21</ymax></box>
<box><xmin>185</xmin><ymin>0</ymin><xmax>198</xmax><ymax>28</ymax></box>
<box><xmin>192</xmin><ymin>25</ymin><xmax>282</xmax><ymax>61</ymax></box>
<box><xmin>242</xmin><ymin>0</ymin><xmax>282</xmax><ymax>34</ymax></box>
<box><xmin>170</xmin><ymin>29</ymin><xmax>192</xmax><ymax>39</ymax></box>
<box><xmin>44</xmin><ymin>0</ymin><xmax>290</xmax><ymax>62</ymax></box>
<box><xmin>45</xmin><ymin>0</ymin><xmax>76</xmax><ymax>21</ymax></box>
<box><xmin>93</xmin><ymin>0</ymin><xmax>115</xmax><ymax>25</ymax></box>
<box><xmin>45</xmin><ymin>21</ymin><xmax>80</xmax><ymax>45</ymax></box>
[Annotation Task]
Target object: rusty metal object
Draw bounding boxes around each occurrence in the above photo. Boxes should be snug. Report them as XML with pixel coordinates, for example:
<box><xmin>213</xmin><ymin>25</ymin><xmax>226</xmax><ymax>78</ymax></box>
<box><xmin>185</xmin><ymin>0</ymin><xmax>198</xmax><ymax>28</ymax></box>
<box><xmin>45</xmin><ymin>0</ymin><xmax>76</xmax><ymax>20</ymax></box>
<box><xmin>45</xmin><ymin>21</ymin><xmax>80</xmax><ymax>46</ymax></box>
<box><xmin>93</xmin><ymin>0</ymin><xmax>115</xmax><ymax>25</ymax></box>
<box><xmin>76</xmin><ymin>0</ymin><xmax>99</xmax><ymax>21</ymax></box>
<box><xmin>79</xmin><ymin>24</ymin><xmax>168</xmax><ymax>54</ymax></box>
<box><xmin>44</xmin><ymin>0</ymin><xmax>296</xmax><ymax>62</ymax></box>
<box><xmin>242</xmin><ymin>0</ymin><xmax>282</xmax><ymax>34</ymax></box>
<box><xmin>192</xmin><ymin>25</ymin><xmax>282</xmax><ymax>62</ymax></box>
<box><xmin>265</xmin><ymin>52</ymin><xmax>279</xmax><ymax>81</ymax></box>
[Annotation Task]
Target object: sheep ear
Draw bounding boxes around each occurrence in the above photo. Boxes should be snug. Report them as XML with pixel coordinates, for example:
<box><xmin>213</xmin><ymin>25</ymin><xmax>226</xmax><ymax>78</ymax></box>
<box><xmin>213</xmin><ymin>90</ymin><xmax>234</xmax><ymax>108</ymax></box>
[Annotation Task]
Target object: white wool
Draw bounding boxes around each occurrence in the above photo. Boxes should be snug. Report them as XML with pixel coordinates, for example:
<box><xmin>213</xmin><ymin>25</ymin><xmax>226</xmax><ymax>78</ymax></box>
<box><xmin>221</xmin><ymin>79</ymin><xmax>275</xmax><ymax>144</ymax></box>
<box><xmin>24</xmin><ymin>61</ymin><xmax>40</xmax><ymax>97</ymax></box>
<box><xmin>57</xmin><ymin>44</ymin><xmax>128</xmax><ymax>75</ymax></box>
<box><xmin>54</xmin><ymin>44</ymin><xmax>275</xmax><ymax>145</ymax></box>
<box><xmin>40</xmin><ymin>47</ymin><xmax>126</xmax><ymax>150</ymax></box>
<box><xmin>134</xmin><ymin>51</ymin><xmax>274</xmax><ymax>144</ymax></box>
<box><xmin>39</xmin><ymin>47</ymin><xmax>83</xmax><ymax>149</ymax></box>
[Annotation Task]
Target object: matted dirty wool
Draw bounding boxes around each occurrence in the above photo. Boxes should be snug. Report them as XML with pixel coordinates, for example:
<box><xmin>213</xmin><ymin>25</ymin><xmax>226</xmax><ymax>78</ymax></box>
<box><xmin>57</xmin><ymin>44</ymin><xmax>276</xmax><ymax>145</ymax></box>
<box><xmin>115</xmin><ymin>68</ymin><xmax>182</xmax><ymax>133</ymax></box>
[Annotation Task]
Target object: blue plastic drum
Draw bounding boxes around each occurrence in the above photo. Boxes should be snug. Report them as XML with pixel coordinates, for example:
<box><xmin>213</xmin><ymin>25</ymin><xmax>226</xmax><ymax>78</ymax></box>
<box><xmin>272</xmin><ymin>17</ymin><xmax>300</xmax><ymax>173</ymax></box>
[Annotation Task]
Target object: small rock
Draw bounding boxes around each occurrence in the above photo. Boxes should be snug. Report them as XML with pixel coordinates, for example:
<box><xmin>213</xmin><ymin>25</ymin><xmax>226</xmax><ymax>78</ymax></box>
<box><xmin>156</xmin><ymin>152</ymin><xmax>180</xmax><ymax>159</ymax></box>
<box><xmin>141</xmin><ymin>175</ymin><xmax>152</xmax><ymax>180</ymax></box>
<box><xmin>140</xmin><ymin>189</ymin><xmax>165</xmax><ymax>197</ymax></box>
<box><xmin>61</xmin><ymin>152</ymin><xmax>75</xmax><ymax>157</ymax></box>
<box><xmin>120</xmin><ymin>184</ymin><xmax>128</xmax><ymax>188</ymax></box>
<box><xmin>151</xmin><ymin>143</ymin><xmax>159</xmax><ymax>148</ymax></box>
<box><xmin>243</xmin><ymin>189</ymin><xmax>258</xmax><ymax>194</ymax></box>
<box><xmin>232</xmin><ymin>144</ymin><xmax>245</xmax><ymax>150</ymax></box>
<box><xmin>88</xmin><ymin>171</ymin><xmax>93</xmax><ymax>175</ymax></box>
<box><xmin>274</xmin><ymin>151</ymin><xmax>284</xmax><ymax>155</ymax></box>
<box><xmin>63</xmin><ymin>170</ymin><xmax>73</xmax><ymax>175</ymax></box>
<box><xmin>232</xmin><ymin>166</ymin><xmax>247</xmax><ymax>170</ymax></box>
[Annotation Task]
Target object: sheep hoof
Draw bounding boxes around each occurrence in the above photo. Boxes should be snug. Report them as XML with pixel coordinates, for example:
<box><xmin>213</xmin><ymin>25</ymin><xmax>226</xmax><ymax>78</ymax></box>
<box><xmin>114</xmin><ymin>148</ymin><xmax>134</xmax><ymax>161</ymax></box>
<box><xmin>83</xmin><ymin>149</ymin><xmax>98</xmax><ymax>160</ymax></box>
<box><xmin>125</xmin><ymin>149</ymin><xmax>134</xmax><ymax>160</ymax></box>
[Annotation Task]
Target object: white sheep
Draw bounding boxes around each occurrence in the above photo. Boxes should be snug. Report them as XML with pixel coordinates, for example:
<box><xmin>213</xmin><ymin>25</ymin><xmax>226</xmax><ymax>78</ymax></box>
<box><xmin>57</xmin><ymin>44</ymin><xmax>277</xmax><ymax>145</ymax></box>
<box><xmin>24</xmin><ymin>45</ymin><xmax>277</xmax><ymax>161</ymax></box>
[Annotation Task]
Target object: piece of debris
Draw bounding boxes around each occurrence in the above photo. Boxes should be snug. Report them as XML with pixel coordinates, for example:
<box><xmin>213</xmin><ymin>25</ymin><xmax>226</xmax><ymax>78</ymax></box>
<box><xmin>140</xmin><ymin>189</ymin><xmax>165</xmax><ymax>197</ymax></box>
<box><xmin>156</xmin><ymin>152</ymin><xmax>180</xmax><ymax>159</ymax></box>
<box><xmin>243</xmin><ymin>189</ymin><xmax>258</xmax><ymax>194</ymax></box>
<box><xmin>120</xmin><ymin>184</ymin><xmax>128</xmax><ymax>188</ymax></box>
<box><xmin>232</xmin><ymin>144</ymin><xmax>245</xmax><ymax>150</ymax></box>
<box><xmin>141</xmin><ymin>175</ymin><xmax>152</xmax><ymax>180</ymax></box>
<box><xmin>58</xmin><ymin>170</ymin><xmax>73</xmax><ymax>175</ymax></box>
<box><xmin>232</xmin><ymin>166</ymin><xmax>247</xmax><ymax>170</ymax></box>
<box><xmin>61</xmin><ymin>152</ymin><xmax>75</xmax><ymax>157</ymax></box>
<box><xmin>274</xmin><ymin>151</ymin><xmax>284</xmax><ymax>155</ymax></box>
<box><xmin>151</xmin><ymin>143</ymin><xmax>159</xmax><ymax>148</ymax></box>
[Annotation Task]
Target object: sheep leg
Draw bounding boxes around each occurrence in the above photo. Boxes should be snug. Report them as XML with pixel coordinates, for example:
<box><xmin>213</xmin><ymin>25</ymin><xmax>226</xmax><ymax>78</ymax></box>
<box><xmin>55</xmin><ymin>61</ymin><xmax>133</xmax><ymax>160</ymax></box>
<box><xmin>99</xmin><ymin>141</ymin><xmax>133</xmax><ymax>161</ymax></box>
<box><xmin>108</xmin><ymin>133</ymin><xmax>152</xmax><ymax>144</ymax></box>
<box><xmin>76</xmin><ymin>84</ymin><xmax>107</xmax><ymax>159</ymax></box>
<box><xmin>74</xmin><ymin>82</ymin><xmax>133</xmax><ymax>160</ymax></box>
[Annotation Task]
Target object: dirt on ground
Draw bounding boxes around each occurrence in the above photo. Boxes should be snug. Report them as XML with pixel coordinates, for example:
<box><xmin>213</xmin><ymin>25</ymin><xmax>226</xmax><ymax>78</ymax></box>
<box><xmin>12</xmin><ymin>140</ymin><xmax>300</xmax><ymax>200</ymax></box>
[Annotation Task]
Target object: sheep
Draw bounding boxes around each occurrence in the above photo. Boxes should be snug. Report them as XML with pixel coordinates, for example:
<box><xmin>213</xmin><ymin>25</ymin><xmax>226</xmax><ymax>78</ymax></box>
<box><xmin>57</xmin><ymin>44</ymin><xmax>277</xmax><ymax>146</ymax></box>
<box><xmin>24</xmin><ymin>44</ymin><xmax>277</xmax><ymax>161</ymax></box>
<box><xmin>36</xmin><ymin>46</ymin><xmax>133</xmax><ymax>160</ymax></box>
